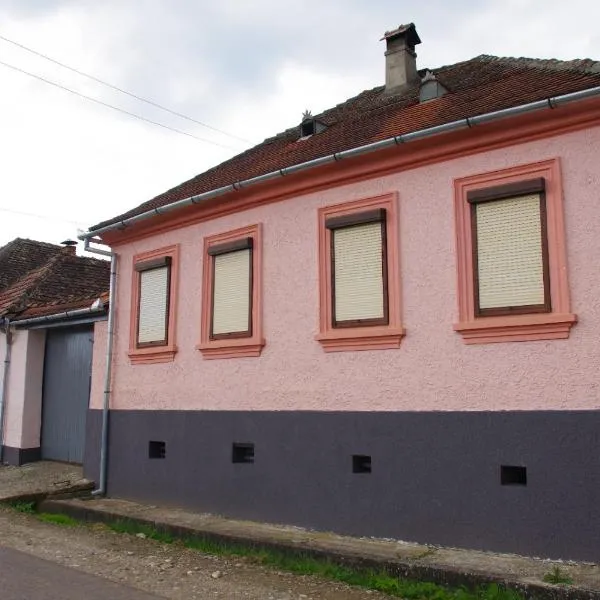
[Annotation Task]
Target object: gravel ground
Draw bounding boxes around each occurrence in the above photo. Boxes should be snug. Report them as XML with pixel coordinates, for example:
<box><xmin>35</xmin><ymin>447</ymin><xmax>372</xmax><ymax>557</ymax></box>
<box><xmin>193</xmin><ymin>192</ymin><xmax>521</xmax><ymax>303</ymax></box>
<box><xmin>0</xmin><ymin>505</ymin><xmax>390</xmax><ymax>599</ymax></box>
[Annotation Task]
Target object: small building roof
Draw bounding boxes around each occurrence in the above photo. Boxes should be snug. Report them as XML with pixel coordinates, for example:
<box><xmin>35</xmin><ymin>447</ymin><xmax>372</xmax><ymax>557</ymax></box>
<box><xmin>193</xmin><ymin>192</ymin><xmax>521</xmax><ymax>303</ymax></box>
<box><xmin>0</xmin><ymin>238</ymin><xmax>110</xmax><ymax>321</ymax></box>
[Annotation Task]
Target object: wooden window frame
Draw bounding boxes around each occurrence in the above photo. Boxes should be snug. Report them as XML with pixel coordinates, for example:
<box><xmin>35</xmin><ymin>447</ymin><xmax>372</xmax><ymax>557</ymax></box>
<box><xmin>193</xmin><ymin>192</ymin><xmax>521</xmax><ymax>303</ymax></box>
<box><xmin>467</xmin><ymin>178</ymin><xmax>551</xmax><ymax>317</ymax></box>
<box><xmin>135</xmin><ymin>256</ymin><xmax>172</xmax><ymax>348</ymax></box>
<box><xmin>208</xmin><ymin>237</ymin><xmax>254</xmax><ymax>340</ymax></box>
<box><xmin>197</xmin><ymin>224</ymin><xmax>265</xmax><ymax>359</ymax></box>
<box><xmin>128</xmin><ymin>245</ymin><xmax>180</xmax><ymax>364</ymax></box>
<box><xmin>326</xmin><ymin>209</ymin><xmax>389</xmax><ymax>328</ymax></box>
<box><xmin>454</xmin><ymin>159</ymin><xmax>576</xmax><ymax>344</ymax></box>
<box><xmin>316</xmin><ymin>193</ymin><xmax>404</xmax><ymax>352</ymax></box>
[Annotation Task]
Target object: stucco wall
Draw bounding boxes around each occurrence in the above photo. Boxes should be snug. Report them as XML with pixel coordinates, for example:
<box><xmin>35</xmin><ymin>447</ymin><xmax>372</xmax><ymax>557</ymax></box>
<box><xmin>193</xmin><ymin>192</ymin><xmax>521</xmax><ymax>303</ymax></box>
<box><xmin>89</xmin><ymin>320</ymin><xmax>107</xmax><ymax>413</ymax></box>
<box><xmin>97</xmin><ymin>125</ymin><xmax>600</xmax><ymax>413</ymax></box>
<box><xmin>0</xmin><ymin>331</ymin><xmax>6</xmax><ymax>443</ymax></box>
<box><xmin>2</xmin><ymin>329</ymin><xmax>46</xmax><ymax>449</ymax></box>
<box><xmin>21</xmin><ymin>329</ymin><xmax>46</xmax><ymax>449</ymax></box>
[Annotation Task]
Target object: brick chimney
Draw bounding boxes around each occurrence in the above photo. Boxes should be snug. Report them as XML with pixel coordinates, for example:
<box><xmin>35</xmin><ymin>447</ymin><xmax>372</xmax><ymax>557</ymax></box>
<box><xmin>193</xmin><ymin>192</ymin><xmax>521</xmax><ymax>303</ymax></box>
<box><xmin>381</xmin><ymin>23</ymin><xmax>421</xmax><ymax>92</ymax></box>
<box><xmin>61</xmin><ymin>239</ymin><xmax>78</xmax><ymax>255</ymax></box>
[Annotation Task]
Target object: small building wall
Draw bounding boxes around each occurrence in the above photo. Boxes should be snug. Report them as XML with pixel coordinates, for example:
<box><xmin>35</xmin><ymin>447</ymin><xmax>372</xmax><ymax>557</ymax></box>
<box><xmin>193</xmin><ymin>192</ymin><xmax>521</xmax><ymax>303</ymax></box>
<box><xmin>1</xmin><ymin>328</ymin><xmax>45</xmax><ymax>464</ymax></box>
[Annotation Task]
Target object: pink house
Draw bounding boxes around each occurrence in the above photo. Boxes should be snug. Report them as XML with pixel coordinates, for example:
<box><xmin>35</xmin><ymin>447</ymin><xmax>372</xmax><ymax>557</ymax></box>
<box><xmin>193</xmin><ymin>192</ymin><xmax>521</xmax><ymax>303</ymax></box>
<box><xmin>81</xmin><ymin>24</ymin><xmax>600</xmax><ymax>561</ymax></box>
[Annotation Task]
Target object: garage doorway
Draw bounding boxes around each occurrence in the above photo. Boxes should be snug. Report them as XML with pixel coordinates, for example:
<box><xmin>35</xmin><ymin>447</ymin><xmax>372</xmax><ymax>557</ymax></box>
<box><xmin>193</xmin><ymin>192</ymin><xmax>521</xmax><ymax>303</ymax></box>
<box><xmin>41</xmin><ymin>325</ymin><xmax>94</xmax><ymax>463</ymax></box>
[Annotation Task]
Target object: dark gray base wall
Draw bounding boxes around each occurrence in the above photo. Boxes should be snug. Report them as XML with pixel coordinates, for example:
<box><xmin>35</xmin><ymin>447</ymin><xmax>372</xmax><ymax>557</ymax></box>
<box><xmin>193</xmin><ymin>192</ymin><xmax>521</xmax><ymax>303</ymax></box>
<box><xmin>84</xmin><ymin>410</ymin><xmax>600</xmax><ymax>562</ymax></box>
<box><xmin>2</xmin><ymin>446</ymin><xmax>41</xmax><ymax>466</ymax></box>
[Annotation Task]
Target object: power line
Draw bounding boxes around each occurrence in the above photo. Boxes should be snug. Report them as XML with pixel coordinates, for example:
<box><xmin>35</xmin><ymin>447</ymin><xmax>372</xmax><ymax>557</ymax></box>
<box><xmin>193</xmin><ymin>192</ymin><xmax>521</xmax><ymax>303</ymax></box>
<box><xmin>0</xmin><ymin>33</ymin><xmax>251</xmax><ymax>145</ymax></box>
<box><xmin>0</xmin><ymin>206</ymin><xmax>89</xmax><ymax>227</ymax></box>
<box><xmin>0</xmin><ymin>58</ymin><xmax>240</xmax><ymax>150</ymax></box>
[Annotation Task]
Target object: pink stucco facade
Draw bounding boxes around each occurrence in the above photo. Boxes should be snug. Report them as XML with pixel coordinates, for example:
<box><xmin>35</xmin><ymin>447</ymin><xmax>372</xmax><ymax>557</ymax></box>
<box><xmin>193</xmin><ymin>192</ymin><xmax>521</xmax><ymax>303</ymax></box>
<box><xmin>92</xmin><ymin>125</ymin><xmax>600</xmax><ymax>413</ymax></box>
<box><xmin>2</xmin><ymin>329</ymin><xmax>46</xmax><ymax>449</ymax></box>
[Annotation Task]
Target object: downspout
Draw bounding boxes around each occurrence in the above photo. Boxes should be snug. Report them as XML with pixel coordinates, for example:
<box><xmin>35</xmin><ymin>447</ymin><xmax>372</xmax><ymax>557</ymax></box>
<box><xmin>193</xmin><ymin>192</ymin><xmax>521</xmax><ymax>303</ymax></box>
<box><xmin>0</xmin><ymin>318</ymin><xmax>12</xmax><ymax>464</ymax></box>
<box><xmin>84</xmin><ymin>238</ymin><xmax>116</xmax><ymax>497</ymax></box>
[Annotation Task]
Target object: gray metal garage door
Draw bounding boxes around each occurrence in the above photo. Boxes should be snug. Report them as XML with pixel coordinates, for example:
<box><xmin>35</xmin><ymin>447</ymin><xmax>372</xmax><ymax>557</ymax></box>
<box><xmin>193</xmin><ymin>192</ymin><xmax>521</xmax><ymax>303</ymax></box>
<box><xmin>41</xmin><ymin>325</ymin><xmax>94</xmax><ymax>463</ymax></box>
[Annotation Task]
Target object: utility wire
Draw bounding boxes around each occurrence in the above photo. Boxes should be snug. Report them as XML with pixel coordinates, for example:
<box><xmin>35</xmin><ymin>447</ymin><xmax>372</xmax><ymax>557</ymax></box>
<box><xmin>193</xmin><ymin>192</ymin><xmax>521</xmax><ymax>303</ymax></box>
<box><xmin>0</xmin><ymin>206</ymin><xmax>89</xmax><ymax>227</ymax></box>
<box><xmin>0</xmin><ymin>58</ymin><xmax>240</xmax><ymax>150</ymax></box>
<box><xmin>0</xmin><ymin>33</ymin><xmax>251</xmax><ymax>145</ymax></box>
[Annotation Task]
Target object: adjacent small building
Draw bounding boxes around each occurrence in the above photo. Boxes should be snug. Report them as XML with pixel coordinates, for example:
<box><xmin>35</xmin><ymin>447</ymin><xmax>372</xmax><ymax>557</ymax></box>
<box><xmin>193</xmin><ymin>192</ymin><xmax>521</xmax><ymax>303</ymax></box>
<box><xmin>82</xmin><ymin>24</ymin><xmax>600</xmax><ymax>561</ymax></box>
<box><xmin>0</xmin><ymin>238</ymin><xmax>109</xmax><ymax>465</ymax></box>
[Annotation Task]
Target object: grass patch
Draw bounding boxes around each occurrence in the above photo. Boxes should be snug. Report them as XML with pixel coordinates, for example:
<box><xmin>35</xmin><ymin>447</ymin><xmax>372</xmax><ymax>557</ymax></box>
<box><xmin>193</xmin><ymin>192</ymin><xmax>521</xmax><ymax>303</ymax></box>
<box><xmin>37</xmin><ymin>512</ymin><xmax>79</xmax><ymax>526</ymax></box>
<box><xmin>542</xmin><ymin>566</ymin><xmax>573</xmax><ymax>586</ymax></box>
<box><xmin>107</xmin><ymin>520</ymin><xmax>175</xmax><ymax>543</ymax></box>
<box><xmin>4</xmin><ymin>507</ymin><xmax>527</xmax><ymax>600</ymax></box>
<box><xmin>105</xmin><ymin>518</ymin><xmax>525</xmax><ymax>600</ymax></box>
<box><xmin>7</xmin><ymin>500</ymin><xmax>36</xmax><ymax>514</ymax></box>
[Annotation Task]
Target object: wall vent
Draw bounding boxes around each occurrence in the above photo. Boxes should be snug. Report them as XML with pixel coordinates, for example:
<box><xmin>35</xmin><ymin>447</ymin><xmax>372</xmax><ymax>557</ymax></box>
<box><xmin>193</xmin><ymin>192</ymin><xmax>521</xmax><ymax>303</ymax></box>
<box><xmin>501</xmin><ymin>465</ymin><xmax>527</xmax><ymax>486</ymax></box>
<box><xmin>352</xmin><ymin>454</ymin><xmax>372</xmax><ymax>474</ymax></box>
<box><xmin>149</xmin><ymin>440</ymin><xmax>166</xmax><ymax>459</ymax></box>
<box><xmin>232</xmin><ymin>443</ymin><xmax>255</xmax><ymax>464</ymax></box>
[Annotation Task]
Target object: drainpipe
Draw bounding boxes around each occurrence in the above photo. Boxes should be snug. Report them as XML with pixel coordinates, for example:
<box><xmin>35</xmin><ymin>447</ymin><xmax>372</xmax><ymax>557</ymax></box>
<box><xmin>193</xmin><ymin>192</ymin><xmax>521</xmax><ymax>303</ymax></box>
<box><xmin>0</xmin><ymin>318</ymin><xmax>12</xmax><ymax>464</ymax></box>
<box><xmin>83</xmin><ymin>238</ymin><xmax>116</xmax><ymax>497</ymax></box>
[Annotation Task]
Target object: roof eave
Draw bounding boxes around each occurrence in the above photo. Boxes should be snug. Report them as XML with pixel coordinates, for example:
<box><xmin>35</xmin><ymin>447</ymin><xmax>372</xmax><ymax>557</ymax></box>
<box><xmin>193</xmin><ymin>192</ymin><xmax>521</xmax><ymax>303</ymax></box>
<box><xmin>81</xmin><ymin>84</ymin><xmax>600</xmax><ymax>242</ymax></box>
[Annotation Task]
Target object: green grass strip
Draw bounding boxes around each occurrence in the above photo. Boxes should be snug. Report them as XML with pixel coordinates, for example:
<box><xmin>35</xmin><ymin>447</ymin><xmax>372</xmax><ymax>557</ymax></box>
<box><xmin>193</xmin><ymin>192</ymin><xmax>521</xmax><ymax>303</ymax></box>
<box><xmin>7</xmin><ymin>500</ymin><xmax>36</xmax><ymax>514</ymax></box>
<box><xmin>105</xmin><ymin>519</ymin><xmax>525</xmax><ymax>600</ymax></box>
<box><xmin>3</xmin><ymin>503</ymin><xmax>527</xmax><ymax>600</ymax></box>
<box><xmin>37</xmin><ymin>512</ymin><xmax>79</xmax><ymax>526</ymax></box>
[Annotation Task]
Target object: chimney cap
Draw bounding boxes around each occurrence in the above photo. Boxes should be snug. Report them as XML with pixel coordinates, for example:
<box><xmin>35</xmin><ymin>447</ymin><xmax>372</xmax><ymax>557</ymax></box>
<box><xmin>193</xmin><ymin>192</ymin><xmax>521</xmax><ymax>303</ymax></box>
<box><xmin>381</xmin><ymin>23</ymin><xmax>421</xmax><ymax>48</ymax></box>
<box><xmin>61</xmin><ymin>239</ymin><xmax>78</xmax><ymax>247</ymax></box>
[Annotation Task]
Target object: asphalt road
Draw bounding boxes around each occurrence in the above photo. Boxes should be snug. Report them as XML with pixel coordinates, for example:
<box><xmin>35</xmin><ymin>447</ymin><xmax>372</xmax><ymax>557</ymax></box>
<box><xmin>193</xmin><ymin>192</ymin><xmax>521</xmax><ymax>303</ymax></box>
<box><xmin>0</xmin><ymin>547</ymin><xmax>163</xmax><ymax>600</ymax></box>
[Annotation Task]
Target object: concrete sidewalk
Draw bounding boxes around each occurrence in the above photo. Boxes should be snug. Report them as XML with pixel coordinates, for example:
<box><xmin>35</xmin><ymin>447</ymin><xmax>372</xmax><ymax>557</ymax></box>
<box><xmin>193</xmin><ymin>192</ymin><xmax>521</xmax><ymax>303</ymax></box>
<box><xmin>39</xmin><ymin>497</ymin><xmax>600</xmax><ymax>600</ymax></box>
<box><xmin>0</xmin><ymin>462</ymin><xmax>93</xmax><ymax>502</ymax></box>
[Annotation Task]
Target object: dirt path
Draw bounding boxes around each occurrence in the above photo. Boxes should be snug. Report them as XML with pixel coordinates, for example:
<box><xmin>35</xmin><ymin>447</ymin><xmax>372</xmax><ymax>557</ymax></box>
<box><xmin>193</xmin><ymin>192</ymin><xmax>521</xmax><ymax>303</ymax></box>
<box><xmin>0</xmin><ymin>506</ymin><xmax>389</xmax><ymax>599</ymax></box>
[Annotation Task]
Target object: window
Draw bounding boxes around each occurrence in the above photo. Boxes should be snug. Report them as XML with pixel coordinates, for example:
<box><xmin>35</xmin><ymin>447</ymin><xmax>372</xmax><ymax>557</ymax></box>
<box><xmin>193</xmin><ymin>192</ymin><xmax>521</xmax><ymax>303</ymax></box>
<box><xmin>198</xmin><ymin>224</ymin><xmax>265</xmax><ymax>359</ymax></box>
<box><xmin>136</xmin><ymin>257</ymin><xmax>172</xmax><ymax>346</ymax></box>
<box><xmin>468</xmin><ymin>178</ymin><xmax>550</xmax><ymax>317</ymax></box>
<box><xmin>454</xmin><ymin>159</ymin><xmax>576</xmax><ymax>344</ymax></box>
<box><xmin>326</xmin><ymin>209</ymin><xmax>388</xmax><ymax>328</ymax></box>
<box><xmin>129</xmin><ymin>245</ymin><xmax>179</xmax><ymax>364</ymax></box>
<box><xmin>208</xmin><ymin>238</ymin><xmax>253</xmax><ymax>339</ymax></box>
<box><xmin>317</xmin><ymin>193</ymin><xmax>404</xmax><ymax>352</ymax></box>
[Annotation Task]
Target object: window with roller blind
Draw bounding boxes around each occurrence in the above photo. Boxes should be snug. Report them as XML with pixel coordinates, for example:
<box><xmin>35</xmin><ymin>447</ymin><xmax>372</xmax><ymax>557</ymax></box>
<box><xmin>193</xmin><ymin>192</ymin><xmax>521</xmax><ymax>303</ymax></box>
<box><xmin>199</xmin><ymin>224</ymin><xmax>264</xmax><ymax>359</ymax></box>
<box><xmin>325</xmin><ymin>209</ymin><xmax>389</xmax><ymax>328</ymax></box>
<box><xmin>317</xmin><ymin>194</ymin><xmax>404</xmax><ymax>351</ymax></box>
<box><xmin>467</xmin><ymin>178</ymin><xmax>551</xmax><ymax>317</ymax></box>
<box><xmin>135</xmin><ymin>257</ymin><xmax>172</xmax><ymax>346</ymax></box>
<box><xmin>208</xmin><ymin>238</ymin><xmax>253</xmax><ymax>339</ymax></box>
<box><xmin>454</xmin><ymin>159</ymin><xmax>575</xmax><ymax>344</ymax></box>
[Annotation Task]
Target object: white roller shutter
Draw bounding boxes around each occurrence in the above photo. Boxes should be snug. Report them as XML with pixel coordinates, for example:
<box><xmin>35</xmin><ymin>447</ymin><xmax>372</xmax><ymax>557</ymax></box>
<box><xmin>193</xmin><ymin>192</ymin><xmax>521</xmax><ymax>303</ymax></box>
<box><xmin>475</xmin><ymin>194</ymin><xmax>545</xmax><ymax>310</ymax></box>
<box><xmin>212</xmin><ymin>249</ymin><xmax>251</xmax><ymax>335</ymax></box>
<box><xmin>333</xmin><ymin>222</ymin><xmax>384</xmax><ymax>322</ymax></box>
<box><xmin>138</xmin><ymin>266</ymin><xmax>169</xmax><ymax>344</ymax></box>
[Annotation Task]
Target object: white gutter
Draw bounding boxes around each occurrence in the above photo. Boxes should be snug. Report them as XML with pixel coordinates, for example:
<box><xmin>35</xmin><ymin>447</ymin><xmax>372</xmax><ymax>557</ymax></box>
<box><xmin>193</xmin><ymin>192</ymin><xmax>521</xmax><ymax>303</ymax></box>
<box><xmin>0</xmin><ymin>318</ymin><xmax>12</xmax><ymax>463</ymax></box>
<box><xmin>12</xmin><ymin>305</ymin><xmax>106</xmax><ymax>328</ymax></box>
<box><xmin>78</xmin><ymin>85</ymin><xmax>600</xmax><ymax>242</ymax></box>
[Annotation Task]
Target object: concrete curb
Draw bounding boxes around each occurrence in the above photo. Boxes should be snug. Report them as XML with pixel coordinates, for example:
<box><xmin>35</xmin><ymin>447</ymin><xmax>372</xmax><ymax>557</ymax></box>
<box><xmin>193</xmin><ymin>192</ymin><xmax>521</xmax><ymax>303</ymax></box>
<box><xmin>1</xmin><ymin>480</ymin><xmax>94</xmax><ymax>505</ymax></box>
<box><xmin>38</xmin><ymin>498</ymin><xmax>599</xmax><ymax>600</ymax></box>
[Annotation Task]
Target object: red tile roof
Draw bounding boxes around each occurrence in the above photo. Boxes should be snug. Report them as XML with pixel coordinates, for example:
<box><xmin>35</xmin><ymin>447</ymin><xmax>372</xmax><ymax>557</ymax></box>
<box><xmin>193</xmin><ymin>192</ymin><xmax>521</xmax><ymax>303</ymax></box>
<box><xmin>92</xmin><ymin>54</ymin><xmax>600</xmax><ymax>231</ymax></box>
<box><xmin>0</xmin><ymin>238</ymin><xmax>110</xmax><ymax>321</ymax></box>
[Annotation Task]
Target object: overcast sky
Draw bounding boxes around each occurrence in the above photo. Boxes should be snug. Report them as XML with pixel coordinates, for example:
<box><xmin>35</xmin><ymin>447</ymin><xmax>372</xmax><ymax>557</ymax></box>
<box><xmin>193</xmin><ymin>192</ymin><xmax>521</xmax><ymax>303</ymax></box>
<box><xmin>1</xmin><ymin>0</ymin><xmax>599</xmax><ymax>249</ymax></box>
